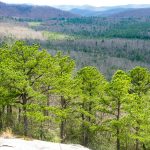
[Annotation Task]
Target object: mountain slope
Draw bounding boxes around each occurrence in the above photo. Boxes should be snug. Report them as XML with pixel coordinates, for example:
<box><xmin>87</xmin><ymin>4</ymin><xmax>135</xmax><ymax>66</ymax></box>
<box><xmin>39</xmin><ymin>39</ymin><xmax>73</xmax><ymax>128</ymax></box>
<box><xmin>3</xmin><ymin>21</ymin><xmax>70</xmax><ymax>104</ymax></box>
<box><xmin>55</xmin><ymin>4</ymin><xmax>150</xmax><ymax>17</ymax></box>
<box><xmin>70</xmin><ymin>8</ymin><xmax>132</xmax><ymax>17</ymax></box>
<box><xmin>112</xmin><ymin>8</ymin><xmax>150</xmax><ymax>17</ymax></box>
<box><xmin>0</xmin><ymin>2</ymin><xmax>77</xmax><ymax>19</ymax></box>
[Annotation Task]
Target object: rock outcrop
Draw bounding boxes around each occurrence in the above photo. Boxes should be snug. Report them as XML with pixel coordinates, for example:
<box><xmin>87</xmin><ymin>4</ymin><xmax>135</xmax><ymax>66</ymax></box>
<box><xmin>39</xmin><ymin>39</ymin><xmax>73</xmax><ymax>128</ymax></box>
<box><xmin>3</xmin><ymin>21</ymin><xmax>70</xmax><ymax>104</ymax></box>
<box><xmin>0</xmin><ymin>138</ymin><xmax>90</xmax><ymax>150</ymax></box>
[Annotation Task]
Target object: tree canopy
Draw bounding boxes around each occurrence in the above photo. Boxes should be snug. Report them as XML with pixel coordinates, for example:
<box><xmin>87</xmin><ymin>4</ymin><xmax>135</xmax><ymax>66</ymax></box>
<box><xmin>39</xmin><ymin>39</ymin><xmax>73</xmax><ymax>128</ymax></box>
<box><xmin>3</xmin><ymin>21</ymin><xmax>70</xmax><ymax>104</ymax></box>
<box><xmin>0</xmin><ymin>41</ymin><xmax>150</xmax><ymax>150</ymax></box>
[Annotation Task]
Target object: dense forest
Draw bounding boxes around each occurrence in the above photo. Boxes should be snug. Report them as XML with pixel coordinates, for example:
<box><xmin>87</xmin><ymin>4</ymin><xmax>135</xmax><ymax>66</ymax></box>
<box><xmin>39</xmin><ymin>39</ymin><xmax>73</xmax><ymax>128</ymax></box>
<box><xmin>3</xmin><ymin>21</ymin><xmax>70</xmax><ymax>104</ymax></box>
<box><xmin>1</xmin><ymin>16</ymin><xmax>150</xmax><ymax>79</ymax></box>
<box><xmin>0</xmin><ymin>41</ymin><xmax>150</xmax><ymax>150</ymax></box>
<box><xmin>29</xmin><ymin>17</ymin><xmax>150</xmax><ymax>39</ymax></box>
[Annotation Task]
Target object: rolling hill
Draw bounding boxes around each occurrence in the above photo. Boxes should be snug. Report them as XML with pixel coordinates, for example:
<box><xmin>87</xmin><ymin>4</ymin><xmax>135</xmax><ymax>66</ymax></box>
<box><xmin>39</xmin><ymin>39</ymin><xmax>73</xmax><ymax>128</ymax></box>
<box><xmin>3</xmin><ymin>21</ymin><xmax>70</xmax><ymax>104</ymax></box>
<box><xmin>55</xmin><ymin>4</ymin><xmax>150</xmax><ymax>17</ymax></box>
<box><xmin>69</xmin><ymin>8</ymin><xmax>132</xmax><ymax>17</ymax></box>
<box><xmin>112</xmin><ymin>8</ymin><xmax>150</xmax><ymax>17</ymax></box>
<box><xmin>0</xmin><ymin>2</ymin><xmax>77</xmax><ymax>19</ymax></box>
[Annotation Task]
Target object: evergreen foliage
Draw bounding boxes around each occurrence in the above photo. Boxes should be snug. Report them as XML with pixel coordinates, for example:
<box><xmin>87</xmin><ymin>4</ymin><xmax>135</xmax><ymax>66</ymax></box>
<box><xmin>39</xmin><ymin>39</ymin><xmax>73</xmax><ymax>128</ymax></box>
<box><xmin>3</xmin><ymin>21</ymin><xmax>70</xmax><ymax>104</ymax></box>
<box><xmin>0</xmin><ymin>42</ymin><xmax>150</xmax><ymax>150</ymax></box>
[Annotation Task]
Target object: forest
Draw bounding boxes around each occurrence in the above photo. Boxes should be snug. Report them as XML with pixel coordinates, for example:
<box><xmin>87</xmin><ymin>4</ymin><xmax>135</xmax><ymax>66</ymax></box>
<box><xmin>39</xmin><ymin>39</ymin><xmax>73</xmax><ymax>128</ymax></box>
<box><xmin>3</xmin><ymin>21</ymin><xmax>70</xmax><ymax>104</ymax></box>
<box><xmin>1</xmin><ymin>16</ymin><xmax>150</xmax><ymax>79</ymax></box>
<box><xmin>0</xmin><ymin>41</ymin><xmax>150</xmax><ymax>150</ymax></box>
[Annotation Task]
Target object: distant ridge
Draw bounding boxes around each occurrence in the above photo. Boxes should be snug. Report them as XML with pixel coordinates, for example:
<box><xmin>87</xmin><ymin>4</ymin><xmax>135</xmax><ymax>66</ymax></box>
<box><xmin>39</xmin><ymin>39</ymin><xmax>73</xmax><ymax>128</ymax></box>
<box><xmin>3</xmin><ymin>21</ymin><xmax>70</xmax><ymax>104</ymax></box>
<box><xmin>111</xmin><ymin>8</ymin><xmax>150</xmax><ymax>17</ymax></box>
<box><xmin>0</xmin><ymin>2</ymin><xmax>77</xmax><ymax>19</ymax></box>
<box><xmin>55</xmin><ymin>4</ymin><xmax>150</xmax><ymax>17</ymax></box>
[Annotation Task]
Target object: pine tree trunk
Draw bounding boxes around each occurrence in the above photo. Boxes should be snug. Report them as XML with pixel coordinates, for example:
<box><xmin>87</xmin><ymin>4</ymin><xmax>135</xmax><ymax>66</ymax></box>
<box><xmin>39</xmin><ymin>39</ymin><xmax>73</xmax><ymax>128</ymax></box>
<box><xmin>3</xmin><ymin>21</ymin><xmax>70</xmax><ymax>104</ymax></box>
<box><xmin>81</xmin><ymin>113</ymin><xmax>87</xmax><ymax>146</ymax></box>
<box><xmin>0</xmin><ymin>107</ymin><xmax>3</xmax><ymax>130</ymax></box>
<box><xmin>18</xmin><ymin>108</ymin><xmax>21</xmax><ymax>123</ymax></box>
<box><xmin>86</xmin><ymin>101</ymin><xmax>92</xmax><ymax>146</ymax></box>
<box><xmin>136</xmin><ymin>139</ymin><xmax>139</xmax><ymax>150</ymax></box>
<box><xmin>22</xmin><ymin>94</ymin><xmax>28</xmax><ymax>136</ymax></box>
<box><xmin>6</xmin><ymin>105</ymin><xmax>12</xmax><ymax>127</ymax></box>
<box><xmin>135</xmin><ymin>127</ymin><xmax>139</xmax><ymax>150</ymax></box>
<box><xmin>117</xmin><ymin>129</ymin><xmax>120</xmax><ymax>150</ymax></box>
<box><xmin>143</xmin><ymin>143</ymin><xmax>147</xmax><ymax>150</ymax></box>
<box><xmin>81</xmin><ymin>103</ymin><xmax>88</xmax><ymax>147</ymax></box>
<box><xmin>23</xmin><ymin>107</ymin><xmax>28</xmax><ymax>136</ymax></box>
<box><xmin>117</xmin><ymin>101</ymin><xmax>121</xmax><ymax>150</ymax></box>
<box><xmin>45</xmin><ymin>93</ymin><xmax>50</xmax><ymax>116</ymax></box>
<box><xmin>60</xmin><ymin>96</ymin><xmax>66</xmax><ymax>143</ymax></box>
<box><xmin>60</xmin><ymin>120</ymin><xmax>65</xmax><ymax>143</ymax></box>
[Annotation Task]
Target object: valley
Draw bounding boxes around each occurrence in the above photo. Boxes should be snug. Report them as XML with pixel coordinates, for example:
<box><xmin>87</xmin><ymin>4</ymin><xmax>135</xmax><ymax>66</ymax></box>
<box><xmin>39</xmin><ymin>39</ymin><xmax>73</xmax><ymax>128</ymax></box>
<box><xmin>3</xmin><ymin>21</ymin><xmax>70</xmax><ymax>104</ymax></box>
<box><xmin>0</xmin><ymin>3</ymin><xmax>150</xmax><ymax>78</ymax></box>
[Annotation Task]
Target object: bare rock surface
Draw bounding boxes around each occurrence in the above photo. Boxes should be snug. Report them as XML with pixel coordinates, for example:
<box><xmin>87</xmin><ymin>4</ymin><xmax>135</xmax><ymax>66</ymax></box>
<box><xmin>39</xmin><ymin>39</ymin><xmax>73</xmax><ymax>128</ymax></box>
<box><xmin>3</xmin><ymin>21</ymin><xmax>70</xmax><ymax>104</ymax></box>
<box><xmin>0</xmin><ymin>138</ymin><xmax>90</xmax><ymax>150</ymax></box>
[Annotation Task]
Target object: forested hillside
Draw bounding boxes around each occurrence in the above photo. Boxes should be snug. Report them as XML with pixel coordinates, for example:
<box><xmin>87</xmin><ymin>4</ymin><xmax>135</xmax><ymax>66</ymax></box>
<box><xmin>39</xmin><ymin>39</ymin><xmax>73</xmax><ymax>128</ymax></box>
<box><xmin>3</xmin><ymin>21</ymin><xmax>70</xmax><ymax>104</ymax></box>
<box><xmin>0</xmin><ymin>16</ymin><xmax>150</xmax><ymax>78</ymax></box>
<box><xmin>55</xmin><ymin>4</ymin><xmax>150</xmax><ymax>17</ymax></box>
<box><xmin>0</xmin><ymin>2</ymin><xmax>77</xmax><ymax>19</ymax></box>
<box><xmin>112</xmin><ymin>8</ymin><xmax>150</xmax><ymax>18</ymax></box>
<box><xmin>0</xmin><ymin>42</ymin><xmax>150</xmax><ymax>150</ymax></box>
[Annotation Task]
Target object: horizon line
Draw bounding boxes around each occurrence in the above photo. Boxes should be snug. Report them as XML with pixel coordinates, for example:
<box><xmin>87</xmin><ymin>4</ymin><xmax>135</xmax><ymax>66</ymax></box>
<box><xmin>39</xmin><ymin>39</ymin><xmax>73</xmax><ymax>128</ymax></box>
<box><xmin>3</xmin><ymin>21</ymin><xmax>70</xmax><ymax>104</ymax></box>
<box><xmin>1</xmin><ymin>1</ymin><xmax>150</xmax><ymax>8</ymax></box>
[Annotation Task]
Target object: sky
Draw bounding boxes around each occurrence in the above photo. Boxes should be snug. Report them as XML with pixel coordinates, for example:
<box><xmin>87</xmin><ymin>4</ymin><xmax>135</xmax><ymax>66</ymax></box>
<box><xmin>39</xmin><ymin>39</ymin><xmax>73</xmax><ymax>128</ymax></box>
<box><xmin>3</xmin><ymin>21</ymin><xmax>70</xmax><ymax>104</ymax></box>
<box><xmin>1</xmin><ymin>0</ymin><xmax>150</xmax><ymax>7</ymax></box>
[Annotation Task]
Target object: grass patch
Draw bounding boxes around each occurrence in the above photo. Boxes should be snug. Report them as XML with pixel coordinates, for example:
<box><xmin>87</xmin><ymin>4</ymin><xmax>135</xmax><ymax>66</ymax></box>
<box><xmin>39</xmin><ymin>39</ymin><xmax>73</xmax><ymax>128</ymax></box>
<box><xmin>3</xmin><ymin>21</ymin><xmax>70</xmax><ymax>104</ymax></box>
<box><xmin>28</xmin><ymin>22</ymin><xmax>41</xmax><ymax>27</ymax></box>
<box><xmin>1</xmin><ymin>128</ymin><xmax>14</xmax><ymax>138</ymax></box>
<box><xmin>43</xmin><ymin>31</ymin><xmax>76</xmax><ymax>40</ymax></box>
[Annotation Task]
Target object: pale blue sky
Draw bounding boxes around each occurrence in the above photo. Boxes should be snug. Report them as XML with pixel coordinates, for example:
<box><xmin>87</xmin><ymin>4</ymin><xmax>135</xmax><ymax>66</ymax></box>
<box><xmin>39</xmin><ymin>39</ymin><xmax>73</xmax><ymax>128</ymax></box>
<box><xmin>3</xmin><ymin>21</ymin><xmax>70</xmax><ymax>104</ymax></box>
<box><xmin>1</xmin><ymin>0</ymin><xmax>150</xmax><ymax>7</ymax></box>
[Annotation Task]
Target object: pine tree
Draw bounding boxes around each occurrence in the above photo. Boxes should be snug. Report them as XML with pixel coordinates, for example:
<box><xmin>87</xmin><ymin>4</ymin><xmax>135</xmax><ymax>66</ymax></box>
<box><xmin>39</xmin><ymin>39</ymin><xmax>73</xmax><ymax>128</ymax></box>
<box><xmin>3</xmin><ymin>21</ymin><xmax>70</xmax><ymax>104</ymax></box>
<box><xmin>107</xmin><ymin>70</ymin><xmax>131</xmax><ymax>150</ymax></box>
<box><xmin>128</xmin><ymin>66</ymin><xmax>150</xmax><ymax>150</ymax></box>
<box><xmin>0</xmin><ymin>41</ymin><xmax>53</xmax><ymax>136</ymax></box>
<box><xmin>75</xmin><ymin>66</ymin><xmax>107</xmax><ymax>147</ymax></box>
